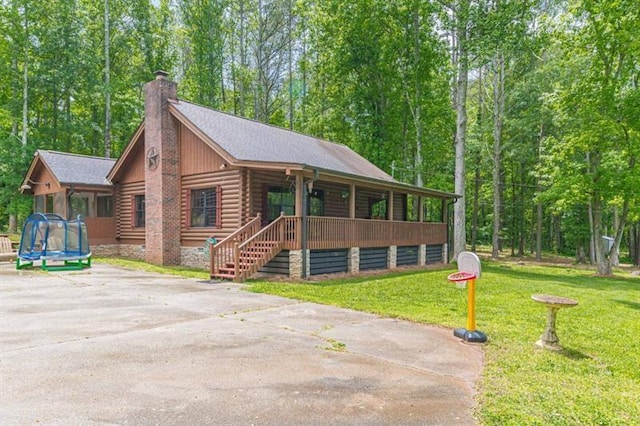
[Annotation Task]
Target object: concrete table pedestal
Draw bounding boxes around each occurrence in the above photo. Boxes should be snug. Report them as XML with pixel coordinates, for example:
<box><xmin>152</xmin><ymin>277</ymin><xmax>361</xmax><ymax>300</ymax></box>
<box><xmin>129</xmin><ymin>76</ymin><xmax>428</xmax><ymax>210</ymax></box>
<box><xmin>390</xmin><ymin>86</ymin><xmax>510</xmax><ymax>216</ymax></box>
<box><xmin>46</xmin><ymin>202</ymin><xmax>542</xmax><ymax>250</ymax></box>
<box><xmin>531</xmin><ymin>294</ymin><xmax>578</xmax><ymax>351</ymax></box>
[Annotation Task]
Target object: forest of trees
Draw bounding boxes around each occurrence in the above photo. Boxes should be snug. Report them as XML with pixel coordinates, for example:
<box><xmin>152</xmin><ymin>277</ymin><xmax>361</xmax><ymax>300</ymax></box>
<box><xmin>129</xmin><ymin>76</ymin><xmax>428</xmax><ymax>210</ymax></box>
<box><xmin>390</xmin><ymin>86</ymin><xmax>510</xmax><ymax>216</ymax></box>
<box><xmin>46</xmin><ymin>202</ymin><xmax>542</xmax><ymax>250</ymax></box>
<box><xmin>1</xmin><ymin>0</ymin><xmax>638</xmax><ymax>270</ymax></box>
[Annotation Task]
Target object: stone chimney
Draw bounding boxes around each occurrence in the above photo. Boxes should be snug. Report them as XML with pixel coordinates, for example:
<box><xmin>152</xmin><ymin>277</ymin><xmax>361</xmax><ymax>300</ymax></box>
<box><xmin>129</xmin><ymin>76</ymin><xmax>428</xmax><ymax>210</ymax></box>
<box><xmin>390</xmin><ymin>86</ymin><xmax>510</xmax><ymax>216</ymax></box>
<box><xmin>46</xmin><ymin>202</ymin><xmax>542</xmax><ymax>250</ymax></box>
<box><xmin>144</xmin><ymin>71</ymin><xmax>181</xmax><ymax>265</ymax></box>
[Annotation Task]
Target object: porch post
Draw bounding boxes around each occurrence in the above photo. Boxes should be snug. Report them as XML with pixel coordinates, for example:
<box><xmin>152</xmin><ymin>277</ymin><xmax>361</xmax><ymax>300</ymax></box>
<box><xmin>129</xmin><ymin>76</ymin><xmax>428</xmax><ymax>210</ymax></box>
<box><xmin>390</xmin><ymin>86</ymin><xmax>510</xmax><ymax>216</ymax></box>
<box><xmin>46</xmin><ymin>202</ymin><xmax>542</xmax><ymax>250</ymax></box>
<box><xmin>443</xmin><ymin>198</ymin><xmax>450</xmax><ymax>263</ymax></box>
<box><xmin>295</xmin><ymin>174</ymin><xmax>304</xmax><ymax>216</ymax></box>
<box><xmin>388</xmin><ymin>190</ymin><xmax>394</xmax><ymax>220</ymax></box>
<box><xmin>418</xmin><ymin>196</ymin><xmax>424</xmax><ymax>222</ymax></box>
<box><xmin>349</xmin><ymin>184</ymin><xmax>356</xmax><ymax>218</ymax></box>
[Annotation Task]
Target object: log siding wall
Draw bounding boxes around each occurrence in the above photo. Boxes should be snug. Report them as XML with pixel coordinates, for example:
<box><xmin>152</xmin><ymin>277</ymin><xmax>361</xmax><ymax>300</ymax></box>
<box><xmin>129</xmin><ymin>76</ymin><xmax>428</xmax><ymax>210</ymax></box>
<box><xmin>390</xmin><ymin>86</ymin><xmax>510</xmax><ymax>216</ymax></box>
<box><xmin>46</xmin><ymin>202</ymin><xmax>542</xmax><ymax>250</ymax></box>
<box><xmin>115</xmin><ymin>181</ymin><xmax>145</xmax><ymax>243</ymax></box>
<box><xmin>181</xmin><ymin>170</ymin><xmax>242</xmax><ymax>246</ymax></box>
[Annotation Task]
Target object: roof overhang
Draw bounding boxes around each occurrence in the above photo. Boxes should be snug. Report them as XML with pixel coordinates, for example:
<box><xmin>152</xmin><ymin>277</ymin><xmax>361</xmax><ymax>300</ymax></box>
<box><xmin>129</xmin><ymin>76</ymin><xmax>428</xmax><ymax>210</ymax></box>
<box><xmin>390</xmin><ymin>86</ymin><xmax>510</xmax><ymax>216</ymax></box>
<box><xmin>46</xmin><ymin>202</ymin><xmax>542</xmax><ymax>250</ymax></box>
<box><xmin>112</xmin><ymin>101</ymin><xmax>459</xmax><ymax>200</ymax></box>
<box><xmin>170</xmin><ymin>103</ymin><xmax>459</xmax><ymax>199</ymax></box>
<box><xmin>107</xmin><ymin>123</ymin><xmax>145</xmax><ymax>183</ymax></box>
<box><xmin>295</xmin><ymin>165</ymin><xmax>459</xmax><ymax>199</ymax></box>
<box><xmin>20</xmin><ymin>152</ymin><xmax>61</xmax><ymax>194</ymax></box>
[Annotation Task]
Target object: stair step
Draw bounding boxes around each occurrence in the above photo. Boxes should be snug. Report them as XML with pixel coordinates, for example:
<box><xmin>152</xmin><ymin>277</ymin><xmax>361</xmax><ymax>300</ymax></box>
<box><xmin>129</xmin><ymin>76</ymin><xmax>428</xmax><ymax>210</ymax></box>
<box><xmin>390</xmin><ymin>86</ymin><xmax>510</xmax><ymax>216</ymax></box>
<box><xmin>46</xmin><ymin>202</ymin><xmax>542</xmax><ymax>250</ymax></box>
<box><xmin>211</xmin><ymin>273</ymin><xmax>235</xmax><ymax>280</ymax></box>
<box><xmin>223</xmin><ymin>263</ymin><xmax>252</xmax><ymax>269</ymax></box>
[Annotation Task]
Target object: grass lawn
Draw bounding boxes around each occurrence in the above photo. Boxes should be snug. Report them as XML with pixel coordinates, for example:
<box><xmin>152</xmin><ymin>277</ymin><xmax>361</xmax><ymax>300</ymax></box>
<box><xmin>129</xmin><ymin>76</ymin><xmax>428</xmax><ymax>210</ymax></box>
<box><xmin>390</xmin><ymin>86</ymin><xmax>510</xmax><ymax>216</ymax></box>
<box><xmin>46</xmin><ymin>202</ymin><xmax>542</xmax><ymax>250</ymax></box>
<box><xmin>246</xmin><ymin>262</ymin><xmax>640</xmax><ymax>425</ymax></box>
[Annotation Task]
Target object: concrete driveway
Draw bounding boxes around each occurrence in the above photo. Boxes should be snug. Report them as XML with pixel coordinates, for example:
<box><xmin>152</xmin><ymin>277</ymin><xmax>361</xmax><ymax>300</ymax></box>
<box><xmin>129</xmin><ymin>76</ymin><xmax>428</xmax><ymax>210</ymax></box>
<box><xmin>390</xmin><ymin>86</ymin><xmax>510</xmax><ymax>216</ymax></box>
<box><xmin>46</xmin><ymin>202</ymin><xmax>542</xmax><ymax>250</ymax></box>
<box><xmin>0</xmin><ymin>263</ymin><xmax>483</xmax><ymax>425</ymax></box>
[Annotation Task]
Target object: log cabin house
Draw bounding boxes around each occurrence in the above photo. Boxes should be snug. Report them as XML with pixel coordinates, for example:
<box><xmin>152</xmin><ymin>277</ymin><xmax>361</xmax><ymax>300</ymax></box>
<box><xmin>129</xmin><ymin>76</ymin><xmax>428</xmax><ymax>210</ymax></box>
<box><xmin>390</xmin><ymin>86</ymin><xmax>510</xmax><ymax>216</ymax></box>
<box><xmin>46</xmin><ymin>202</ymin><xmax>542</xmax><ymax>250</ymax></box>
<box><xmin>21</xmin><ymin>71</ymin><xmax>457</xmax><ymax>281</ymax></box>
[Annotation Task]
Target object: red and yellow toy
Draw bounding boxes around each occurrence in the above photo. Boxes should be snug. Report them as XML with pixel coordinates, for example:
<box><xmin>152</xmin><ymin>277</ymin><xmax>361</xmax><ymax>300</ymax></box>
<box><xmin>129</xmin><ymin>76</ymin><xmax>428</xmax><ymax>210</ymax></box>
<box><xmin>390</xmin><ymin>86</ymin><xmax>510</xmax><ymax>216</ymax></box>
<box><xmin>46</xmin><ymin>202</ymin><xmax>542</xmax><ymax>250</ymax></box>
<box><xmin>447</xmin><ymin>251</ymin><xmax>487</xmax><ymax>343</ymax></box>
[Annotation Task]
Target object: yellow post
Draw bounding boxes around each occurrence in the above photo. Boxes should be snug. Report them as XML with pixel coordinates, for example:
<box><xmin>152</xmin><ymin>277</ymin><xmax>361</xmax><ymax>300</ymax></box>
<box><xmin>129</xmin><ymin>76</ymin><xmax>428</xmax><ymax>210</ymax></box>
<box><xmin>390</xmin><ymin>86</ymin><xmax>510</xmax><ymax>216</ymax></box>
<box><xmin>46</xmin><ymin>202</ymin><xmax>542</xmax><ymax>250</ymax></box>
<box><xmin>466</xmin><ymin>278</ymin><xmax>477</xmax><ymax>331</ymax></box>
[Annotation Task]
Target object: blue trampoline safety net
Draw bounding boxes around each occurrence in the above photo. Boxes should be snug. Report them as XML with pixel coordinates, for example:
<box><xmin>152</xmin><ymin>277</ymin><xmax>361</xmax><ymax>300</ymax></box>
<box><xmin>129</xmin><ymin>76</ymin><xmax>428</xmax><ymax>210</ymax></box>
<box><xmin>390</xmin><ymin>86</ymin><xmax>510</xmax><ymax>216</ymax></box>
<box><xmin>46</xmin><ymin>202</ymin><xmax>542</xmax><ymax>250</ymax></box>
<box><xmin>18</xmin><ymin>213</ymin><xmax>90</xmax><ymax>260</ymax></box>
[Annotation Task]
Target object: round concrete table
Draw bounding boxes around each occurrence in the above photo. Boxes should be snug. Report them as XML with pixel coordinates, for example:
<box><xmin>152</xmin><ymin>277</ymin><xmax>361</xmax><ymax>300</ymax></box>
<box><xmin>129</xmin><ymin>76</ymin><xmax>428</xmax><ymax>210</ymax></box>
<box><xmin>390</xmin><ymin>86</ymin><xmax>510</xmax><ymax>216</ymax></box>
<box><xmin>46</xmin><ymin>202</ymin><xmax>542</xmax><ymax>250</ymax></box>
<box><xmin>531</xmin><ymin>294</ymin><xmax>578</xmax><ymax>351</ymax></box>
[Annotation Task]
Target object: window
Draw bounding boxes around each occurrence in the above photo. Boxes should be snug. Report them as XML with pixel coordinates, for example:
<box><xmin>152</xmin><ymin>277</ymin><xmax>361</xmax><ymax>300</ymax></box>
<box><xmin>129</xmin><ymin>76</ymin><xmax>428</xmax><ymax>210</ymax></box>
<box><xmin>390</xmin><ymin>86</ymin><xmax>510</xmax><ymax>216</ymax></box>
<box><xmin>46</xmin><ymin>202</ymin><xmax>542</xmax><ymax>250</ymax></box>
<box><xmin>266</xmin><ymin>186</ymin><xmax>295</xmax><ymax>222</ymax></box>
<box><xmin>97</xmin><ymin>195</ymin><xmax>113</xmax><ymax>217</ymax></box>
<box><xmin>35</xmin><ymin>195</ymin><xmax>45</xmax><ymax>212</ymax></box>
<box><xmin>190</xmin><ymin>187</ymin><xmax>219</xmax><ymax>228</ymax></box>
<box><xmin>134</xmin><ymin>195</ymin><xmax>145</xmax><ymax>227</ymax></box>
<box><xmin>34</xmin><ymin>194</ymin><xmax>54</xmax><ymax>213</ymax></box>
<box><xmin>70</xmin><ymin>195</ymin><xmax>89</xmax><ymax>218</ymax></box>
<box><xmin>46</xmin><ymin>194</ymin><xmax>54</xmax><ymax>213</ymax></box>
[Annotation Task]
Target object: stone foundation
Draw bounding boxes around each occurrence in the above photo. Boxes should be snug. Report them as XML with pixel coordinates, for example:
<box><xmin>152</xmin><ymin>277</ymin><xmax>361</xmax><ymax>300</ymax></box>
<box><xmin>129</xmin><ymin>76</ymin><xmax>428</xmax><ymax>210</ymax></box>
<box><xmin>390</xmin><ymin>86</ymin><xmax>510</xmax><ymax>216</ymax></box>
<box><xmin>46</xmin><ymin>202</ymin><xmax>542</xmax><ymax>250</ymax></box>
<box><xmin>181</xmin><ymin>246</ymin><xmax>210</xmax><ymax>269</ymax></box>
<box><xmin>93</xmin><ymin>242</ymin><xmax>448</xmax><ymax>279</ymax></box>
<box><xmin>91</xmin><ymin>244</ymin><xmax>120</xmax><ymax>257</ymax></box>
<box><xmin>118</xmin><ymin>244</ymin><xmax>146</xmax><ymax>261</ymax></box>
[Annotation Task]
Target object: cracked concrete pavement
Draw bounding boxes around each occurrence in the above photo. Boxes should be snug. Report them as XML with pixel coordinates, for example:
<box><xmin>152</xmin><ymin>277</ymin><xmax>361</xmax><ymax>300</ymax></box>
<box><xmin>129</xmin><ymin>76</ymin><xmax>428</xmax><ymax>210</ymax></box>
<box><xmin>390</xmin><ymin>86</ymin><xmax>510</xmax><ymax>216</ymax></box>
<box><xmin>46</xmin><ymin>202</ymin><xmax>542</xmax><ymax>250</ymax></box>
<box><xmin>0</xmin><ymin>263</ymin><xmax>483</xmax><ymax>425</ymax></box>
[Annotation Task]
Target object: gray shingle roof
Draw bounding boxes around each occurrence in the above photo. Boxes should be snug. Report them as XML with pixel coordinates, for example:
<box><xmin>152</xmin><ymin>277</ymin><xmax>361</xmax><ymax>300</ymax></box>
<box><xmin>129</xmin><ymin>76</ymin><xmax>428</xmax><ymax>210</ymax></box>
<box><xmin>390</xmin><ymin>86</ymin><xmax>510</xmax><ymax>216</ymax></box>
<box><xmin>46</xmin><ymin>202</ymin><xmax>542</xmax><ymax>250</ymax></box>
<box><xmin>39</xmin><ymin>150</ymin><xmax>115</xmax><ymax>186</ymax></box>
<box><xmin>172</xmin><ymin>100</ymin><xmax>396</xmax><ymax>182</ymax></box>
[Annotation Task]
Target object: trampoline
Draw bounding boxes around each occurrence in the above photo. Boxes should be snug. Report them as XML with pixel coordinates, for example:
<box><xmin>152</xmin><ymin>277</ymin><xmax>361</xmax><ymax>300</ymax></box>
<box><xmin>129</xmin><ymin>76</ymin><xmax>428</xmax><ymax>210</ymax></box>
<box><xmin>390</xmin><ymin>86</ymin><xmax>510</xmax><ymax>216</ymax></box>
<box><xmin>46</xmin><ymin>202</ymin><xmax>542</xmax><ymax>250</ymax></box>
<box><xmin>17</xmin><ymin>213</ymin><xmax>91</xmax><ymax>271</ymax></box>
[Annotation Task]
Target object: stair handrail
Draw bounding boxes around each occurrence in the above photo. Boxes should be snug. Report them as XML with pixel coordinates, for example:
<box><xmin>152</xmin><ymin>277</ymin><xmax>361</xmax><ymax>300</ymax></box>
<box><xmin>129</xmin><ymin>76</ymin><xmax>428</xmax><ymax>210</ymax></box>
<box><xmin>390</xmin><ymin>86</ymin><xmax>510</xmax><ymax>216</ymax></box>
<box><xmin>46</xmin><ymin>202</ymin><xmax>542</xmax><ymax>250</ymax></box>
<box><xmin>210</xmin><ymin>214</ymin><xmax>261</xmax><ymax>279</ymax></box>
<box><xmin>235</xmin><ymin>214</ymin><xmax>286</xmax><ymax>281</ymax></box>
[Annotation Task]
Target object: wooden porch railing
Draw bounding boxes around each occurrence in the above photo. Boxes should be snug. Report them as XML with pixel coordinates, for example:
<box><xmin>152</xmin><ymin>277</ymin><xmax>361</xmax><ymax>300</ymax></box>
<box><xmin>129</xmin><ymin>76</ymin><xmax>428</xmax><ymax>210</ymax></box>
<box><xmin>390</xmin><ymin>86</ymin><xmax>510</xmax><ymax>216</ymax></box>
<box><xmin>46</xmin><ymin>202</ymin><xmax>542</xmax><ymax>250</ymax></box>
<box><xmin>212</xmin><ymin>215</ymin><xmax>447</xmax><ymax>281</ymax></box>
<box><xmin>282</xmin><ymin>217</ymin><xmax>447</xmax><ymax>250</ymax></box>
<box><xmin>210</xmin><ymin>214</ymin><xmax>261</xmax><ymax>278</ymax></box>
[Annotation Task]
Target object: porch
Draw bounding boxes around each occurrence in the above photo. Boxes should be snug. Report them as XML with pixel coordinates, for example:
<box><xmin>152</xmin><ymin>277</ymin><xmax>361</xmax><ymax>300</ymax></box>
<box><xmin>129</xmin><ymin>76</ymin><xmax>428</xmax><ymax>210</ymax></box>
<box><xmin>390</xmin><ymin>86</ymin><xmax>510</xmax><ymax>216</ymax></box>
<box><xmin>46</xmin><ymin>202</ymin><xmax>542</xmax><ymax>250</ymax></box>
<box><xmin>211</xmin><ymin>215</ymin><xmax>447</xmax><ymax>281</ymax></box>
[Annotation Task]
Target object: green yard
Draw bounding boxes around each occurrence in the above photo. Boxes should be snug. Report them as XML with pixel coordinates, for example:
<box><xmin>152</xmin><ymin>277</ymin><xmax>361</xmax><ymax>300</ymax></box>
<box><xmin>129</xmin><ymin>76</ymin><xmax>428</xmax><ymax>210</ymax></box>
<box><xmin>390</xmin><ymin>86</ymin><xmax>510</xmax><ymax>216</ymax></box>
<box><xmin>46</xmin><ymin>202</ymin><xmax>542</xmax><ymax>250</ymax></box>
<box><xmin>248</xmin><ymin>263</ymin><xmax>640</xmax><ymax>425</ymax></box>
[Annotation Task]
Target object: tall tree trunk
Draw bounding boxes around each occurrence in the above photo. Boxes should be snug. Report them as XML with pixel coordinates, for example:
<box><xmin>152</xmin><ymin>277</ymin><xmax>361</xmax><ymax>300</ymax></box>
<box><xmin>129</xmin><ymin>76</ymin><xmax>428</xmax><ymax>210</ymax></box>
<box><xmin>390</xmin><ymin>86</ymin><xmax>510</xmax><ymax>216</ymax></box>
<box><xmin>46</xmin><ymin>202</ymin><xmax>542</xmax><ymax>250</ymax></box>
<box><xmin>588</xmin><ymin>191</ymin><xmax>596</xmax><ymax>264</ymax></box>
<box><xmin>535</xmin><ymin>115</ymin><xmax>545</xmax><ymax>261</ymax></box>
<box><xmin>536</xmin><ymin>200</ymin><xmax>543</xmax><ymax>261</ymax></box>
<box><xmin>518</xmin><ymin>164</ymin><xmax>526</xmax><ymax>256</ymax></box>
<box><xmin>631</xmin><ymin>223</ymin><xmax>640</xmax><ymax>267</ymax></box>
<box><xmin>287</xmin><ymin>0</ymin><xmax>294</xmax><ymax>129</ymax></box>
<box><xmin>611</xmin><ymin>207</ymin><xmax>620</xmax><ymax>266</ymax></box>
<box><xmin>453</xmin><ymin>0</ymin><xmax>470</xmax><ymax>258</ymax></box>
<box><xmin>491</xmin><ymin>51</ymin><xmax>505</xmax><ymax>259</ymax></box>
<box><xmin>22</xmin><ymin>3</ymin><xmax>29</xmax><ymax>147</ymax></box>
<box><xmin>104</xmin><ymin>0</ymin><xmax>111</xmax><ymax>158</ymax></box>
<box><xmin>300</xmin><ymin>21</ymin><xmax>307</xmax><ymax>128</ymax></box>
<box><xmin>239</xmin><ymin>0</ymin><xmax>246</xmax><ymax>117</ymax></box>
<box><xmin>412</xmin><ymin>7</ymin><xmax>423</xmax><ymax>188</ymax></box>
<box><xmin>471</xmin><ymin>65</ymin><xmax>484</xmax><ymax>252</ymax></box>
<box><xmin>471</xmin><ymin>160</ymin><xmax>480</xmax><ymax>251</ymax></box>
<box><xmin>592</xmin><ymin>196</ymin><xmax>612</xmax><ymax>275</ymax></box>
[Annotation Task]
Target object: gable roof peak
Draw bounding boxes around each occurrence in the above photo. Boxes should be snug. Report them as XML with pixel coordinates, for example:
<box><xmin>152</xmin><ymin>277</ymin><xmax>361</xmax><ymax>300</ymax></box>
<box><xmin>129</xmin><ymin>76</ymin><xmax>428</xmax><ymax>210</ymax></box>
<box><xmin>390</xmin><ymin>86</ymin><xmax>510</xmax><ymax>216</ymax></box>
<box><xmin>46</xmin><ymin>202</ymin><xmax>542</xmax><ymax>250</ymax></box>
<box><xmin>171</xmin><ymin>99</ymin><xmax>396</xmax><ymax>183</ymax></box>
<box><xmin>37</xmin><ymin>149</ymin><xmax>116</xmax><ymax>186</ymax></box>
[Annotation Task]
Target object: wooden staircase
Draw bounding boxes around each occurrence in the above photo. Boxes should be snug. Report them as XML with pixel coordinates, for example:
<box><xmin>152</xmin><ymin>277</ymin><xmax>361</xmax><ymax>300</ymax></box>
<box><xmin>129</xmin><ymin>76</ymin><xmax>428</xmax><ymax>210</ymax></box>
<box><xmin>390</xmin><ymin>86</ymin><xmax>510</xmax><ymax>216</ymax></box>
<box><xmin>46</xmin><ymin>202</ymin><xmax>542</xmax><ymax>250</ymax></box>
<box><xmin>210</xmin><ymin>214</ymin><xmax>286</xmax><ymax>282</ymax></box>
<box><xmin>213</xmin><ymin>240</ymin><xmax>281</xmax><ymax>280</ymax></box>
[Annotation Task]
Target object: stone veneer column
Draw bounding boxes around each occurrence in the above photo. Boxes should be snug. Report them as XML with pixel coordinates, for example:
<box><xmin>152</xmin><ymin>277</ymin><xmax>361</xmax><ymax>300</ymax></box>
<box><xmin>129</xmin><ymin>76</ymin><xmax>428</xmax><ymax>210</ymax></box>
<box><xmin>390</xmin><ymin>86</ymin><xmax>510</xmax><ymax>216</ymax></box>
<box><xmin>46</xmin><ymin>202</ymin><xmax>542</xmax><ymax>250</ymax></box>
<box><xmin>388</xmin><ymin>246</ymin><xmax>397</xmax><ymax>269</ymax></box>
<box><xmin>289</xmin><ymin>250</ymin><xmax>303</xmax><ymax>279</ymax></box>
<box><xmin>289</xmin><ymin>249</ymin><xmax>310</xmax><ymax>279</ymax></box>
<box><xmin>419</xmin><ymin>244</ymin><xmax>427</xmax><ymax>266</ymax></box>
<box><xmin>348</xmin><ymin>247</ymin><xmax>360</xmax><ymax>273</ymax></box>
<box><xmin>144</xmin><ymin>71</ymin><xmax>180</xmax><ymax>265</ymax></box>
